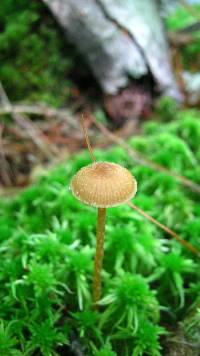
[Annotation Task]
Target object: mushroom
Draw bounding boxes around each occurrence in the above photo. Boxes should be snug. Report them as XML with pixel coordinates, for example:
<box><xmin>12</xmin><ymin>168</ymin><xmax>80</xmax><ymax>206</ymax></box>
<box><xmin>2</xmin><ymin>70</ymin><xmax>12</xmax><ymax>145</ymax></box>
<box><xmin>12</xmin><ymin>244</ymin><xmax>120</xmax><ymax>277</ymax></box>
<box><xmin>70</xmin><ymin>161</ymin><xmax>137</xmax><ymax>305</ymax></box>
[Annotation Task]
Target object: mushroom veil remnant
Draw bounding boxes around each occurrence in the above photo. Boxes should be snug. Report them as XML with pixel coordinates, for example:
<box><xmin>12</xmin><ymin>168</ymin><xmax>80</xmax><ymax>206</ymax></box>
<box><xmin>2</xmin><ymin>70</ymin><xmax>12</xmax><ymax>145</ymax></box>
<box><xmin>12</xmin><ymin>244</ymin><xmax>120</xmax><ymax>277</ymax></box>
<box><xmin>70</xmin><ymin>156</ymin><xmax>137</xmax><ymax>305</ymax></box>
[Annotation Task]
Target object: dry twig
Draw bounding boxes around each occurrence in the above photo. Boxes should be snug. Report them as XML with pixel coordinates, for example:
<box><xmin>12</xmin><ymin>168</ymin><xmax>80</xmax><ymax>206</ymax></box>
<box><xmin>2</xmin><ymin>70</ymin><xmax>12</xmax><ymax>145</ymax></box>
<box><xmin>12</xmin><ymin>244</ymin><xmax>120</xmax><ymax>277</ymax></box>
<box><xmin>0</xmin><ymin>124</ymin><xmax>12</xmax><ymax>186</ymax></box>
<box><xmin>128</xmin><ymin>202</ymin><xmax>200</xmax><ymax>257</ymax></box>
<box><xmin>0</xmin><ymin>84</ymin><xmax>58</xmax><ymax>157</ymax></box>
<box><xmin>91</xmin><ymin>118</ymin><xmax>200</xmax><ymax>194</ymax></box>
<box><xmin>0</xmin><ymin>103</ymin><xmax>78</xmax><ymax>129</ymax></box>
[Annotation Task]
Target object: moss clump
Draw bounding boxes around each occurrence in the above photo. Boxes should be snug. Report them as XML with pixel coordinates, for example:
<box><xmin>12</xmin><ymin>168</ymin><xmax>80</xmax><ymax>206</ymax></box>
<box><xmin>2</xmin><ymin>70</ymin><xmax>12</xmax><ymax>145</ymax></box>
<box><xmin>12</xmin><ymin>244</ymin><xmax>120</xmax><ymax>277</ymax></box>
<box><xmin>166</xmin><ymin>4</ymin><xmax>200</xmax><ymax>69</ymax></box>
<box><xmin>0</xmin><ymin>109</ymin><xmax>200</xmax><ymax>354</ymax></box>
<box><xmin>0</xmin><ymin>0</ymin><xmax>80</xmax><ymax>106</ymax></box>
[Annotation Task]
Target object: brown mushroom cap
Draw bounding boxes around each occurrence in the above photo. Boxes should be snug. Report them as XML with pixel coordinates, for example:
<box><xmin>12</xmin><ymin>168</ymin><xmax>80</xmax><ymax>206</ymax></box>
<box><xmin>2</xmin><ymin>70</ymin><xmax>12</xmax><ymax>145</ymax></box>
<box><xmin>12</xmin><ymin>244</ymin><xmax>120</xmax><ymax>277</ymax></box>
<box><xmin>70</xmin><ymin>161</ymin><xmax>137</xmax><ymax>208</ymax></box>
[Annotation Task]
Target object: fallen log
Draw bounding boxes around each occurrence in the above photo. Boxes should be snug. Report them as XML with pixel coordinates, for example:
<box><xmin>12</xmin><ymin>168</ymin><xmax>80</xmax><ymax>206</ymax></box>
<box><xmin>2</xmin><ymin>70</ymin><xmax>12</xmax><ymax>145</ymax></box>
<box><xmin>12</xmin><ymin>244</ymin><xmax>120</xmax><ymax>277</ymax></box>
<box><xmin>43</xmin><ymin>0</ymin><xmax>181</xmax><ymax>100</ymax></box>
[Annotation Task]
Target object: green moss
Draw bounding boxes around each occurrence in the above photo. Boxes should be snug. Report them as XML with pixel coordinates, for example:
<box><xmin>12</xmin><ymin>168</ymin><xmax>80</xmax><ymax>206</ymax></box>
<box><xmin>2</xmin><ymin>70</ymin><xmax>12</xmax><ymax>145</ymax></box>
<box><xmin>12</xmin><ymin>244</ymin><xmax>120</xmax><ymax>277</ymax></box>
<box><xmin>0</xmin><ymin>110</ymin><xmax>200</xmax><ymax>354</ymax></box>
<box><xmin>0</xmin><ymin>0</ymin><xmax>80</xmax><ymax>106</ymax></box>
<box><xmin>166</xmin><ymin>4</ymin><xmax>200</xmax><ymax>69</ymax></box>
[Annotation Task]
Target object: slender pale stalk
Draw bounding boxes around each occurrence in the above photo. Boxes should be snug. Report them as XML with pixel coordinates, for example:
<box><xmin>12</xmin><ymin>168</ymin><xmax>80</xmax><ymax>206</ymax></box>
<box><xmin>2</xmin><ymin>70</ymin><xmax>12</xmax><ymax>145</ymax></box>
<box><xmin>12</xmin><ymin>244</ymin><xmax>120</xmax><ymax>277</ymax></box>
<box><xmin>93</xmin><ymin>207</ymin><xmax>106</xmax><ymax>305</ymax></box>
<box><xmin>128</xmin><ymin>202</ymin><xmax>200</xmax><ymax>257</ymax></box>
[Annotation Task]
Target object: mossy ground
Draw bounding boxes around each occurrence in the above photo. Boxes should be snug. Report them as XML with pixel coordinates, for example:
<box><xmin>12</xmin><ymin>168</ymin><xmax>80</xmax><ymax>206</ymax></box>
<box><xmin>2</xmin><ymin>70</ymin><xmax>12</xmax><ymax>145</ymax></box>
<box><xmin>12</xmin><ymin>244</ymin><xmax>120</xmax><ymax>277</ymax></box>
<box><xmin>1</xmin><ymin>109</ymin><xmax>200</xmax><ymax>355</ymax></box>
<box><xmin>1</xmin><ymin>1</ymin><xmax>200</xmax><ymax>355</ymax></box>
<box><xmin>0</xmin><ymin>0</ymin><xmax>89</xmax><ymax>107</ymax></box>
<box><xmin>166</xmin><ymin>3</ymin><xmax>200</xmax><ymax>70</ymax></box>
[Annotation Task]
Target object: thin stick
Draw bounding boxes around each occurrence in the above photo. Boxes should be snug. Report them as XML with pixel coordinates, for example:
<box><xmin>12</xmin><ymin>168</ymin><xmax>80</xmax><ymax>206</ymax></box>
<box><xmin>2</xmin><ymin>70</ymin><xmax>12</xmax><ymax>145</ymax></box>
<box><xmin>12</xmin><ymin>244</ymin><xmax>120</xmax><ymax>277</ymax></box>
<box><xmin>0</xmin><ymin>124</ymin><xmax>12</xmax><ymax>186</ymax></box>
<box><xmin>128</xmin><ymin>202</ymin><xmax>200</xmax><ymax>257</ymax></box>
<box><xmin>92</xmin><ymin>118</ymin><xmax>200</xmax><ymax>194</ymax></box>
<box><xmin>93</xmin><ymin>208</ymin><xmax>106</xmax><ymax>305</ymax></box>
<box><xmin>0</xmin><ymin>82</ymin><xmax>57</xmax><ymax>157</ymax></box>
<box><xmin>81</xmin><ymin>115</ymin><xmax>96</xmax><ymax>162</ymax></box>
<box><xmin>0</xmin><ymin>103</ymin><xmax>78</xmax><ymax>129</ymax></box>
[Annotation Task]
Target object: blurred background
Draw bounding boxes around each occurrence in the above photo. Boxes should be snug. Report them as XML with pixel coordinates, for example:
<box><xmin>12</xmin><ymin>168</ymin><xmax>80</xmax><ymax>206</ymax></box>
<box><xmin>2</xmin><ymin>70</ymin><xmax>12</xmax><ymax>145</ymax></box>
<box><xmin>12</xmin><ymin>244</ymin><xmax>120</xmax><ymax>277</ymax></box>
<box><xmin>0</xmin><ymin>0</ymin><xmax>200</xmax><ymax>191</ymax></box>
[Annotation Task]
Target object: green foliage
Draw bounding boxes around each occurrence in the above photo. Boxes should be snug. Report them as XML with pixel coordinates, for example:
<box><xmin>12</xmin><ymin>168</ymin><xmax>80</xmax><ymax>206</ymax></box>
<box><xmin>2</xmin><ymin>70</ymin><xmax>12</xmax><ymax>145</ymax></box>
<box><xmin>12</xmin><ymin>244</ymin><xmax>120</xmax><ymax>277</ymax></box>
<box><xmin>0</xmin><ymin>0</ymin><xmax>79</xmax><ymax>106</ymax></box>
<box><xmin>154</xmin><ymin>96</ymin><xmax>179</xmax><ymax>122</ymax></box>
<box><xmin>182</xmin><ymin>308</ymin><xmax>200</xmax><ymax>348</ymax></box>
<box><xmin>131</xmin><ymin>319</ymin><xmax>165</xmax><ymax>356</ymax></box>
<box><xmin>166</xmin><ymin>4</ymin><xmax>200</xmax><ymax>68</ymax></box>
<box><xmin>71</xmin><ymin>309</ymin><xmax>102</xmax><ymax>341</ymax></box>
<box><xmin>99</xmin><ymin>273</ymin><xmax>159</xmax><ymax>332</ymax></box>
<box><xmin>94</xmin><ymin>345</ymin><xmax>117</xmax><ymax>356</ymax></box>
<box><xmin>149</xmin><ymin>252</ymin><xmax>196</xmax><ymax>309</ymax></box>
<box><xmin>27</xmin><ymin>319</ymin><xmax>68</xmax><ymax>356</ymax></box>
<box><xmin>0</xmin><ymin>109</ymin><xmax>200</xmax><ymax>354</ymax></box>
<box><xmin>166</xmin><ymin>5</ymin><xmax>200</xmax><ymax>31</ymax></box>
<box><xmin>0</xmin><ymin>321</ymin><xmax>18</xmax><ymax>356</ymax></box>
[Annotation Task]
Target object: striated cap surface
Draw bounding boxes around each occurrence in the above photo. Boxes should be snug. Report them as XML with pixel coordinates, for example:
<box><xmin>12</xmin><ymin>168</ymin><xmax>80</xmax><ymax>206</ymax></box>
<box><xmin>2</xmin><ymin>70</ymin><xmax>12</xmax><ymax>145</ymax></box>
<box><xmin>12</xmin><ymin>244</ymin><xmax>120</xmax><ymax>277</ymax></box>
<box><xmin>70</xmin><ymin>162</ymin><xmax>137</xmax><ymax>208</ymax></box>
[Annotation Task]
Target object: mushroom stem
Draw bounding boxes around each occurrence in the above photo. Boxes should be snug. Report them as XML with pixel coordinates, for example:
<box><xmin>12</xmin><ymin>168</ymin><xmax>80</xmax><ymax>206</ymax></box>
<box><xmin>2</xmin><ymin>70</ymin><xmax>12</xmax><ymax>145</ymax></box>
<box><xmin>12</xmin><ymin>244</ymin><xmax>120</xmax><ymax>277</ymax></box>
<box><xmin>93</xmin><ymin>207</ymin><xmax>106</xmax><ymax>306</ymax></box>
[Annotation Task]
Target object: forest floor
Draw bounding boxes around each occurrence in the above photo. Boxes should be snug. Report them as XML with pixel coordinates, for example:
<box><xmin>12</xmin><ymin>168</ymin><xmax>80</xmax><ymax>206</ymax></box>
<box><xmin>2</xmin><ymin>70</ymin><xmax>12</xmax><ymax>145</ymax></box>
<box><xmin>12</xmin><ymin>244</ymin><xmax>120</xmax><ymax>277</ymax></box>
<box><xmin>1</xmin><ymin>1</ymin><xmax>200</xmax><ymax>355</ymax></box>
<box><xmin>1</xmin><ymin>1</ymin><xmax>200</xmax><ymax>194</ymax></box>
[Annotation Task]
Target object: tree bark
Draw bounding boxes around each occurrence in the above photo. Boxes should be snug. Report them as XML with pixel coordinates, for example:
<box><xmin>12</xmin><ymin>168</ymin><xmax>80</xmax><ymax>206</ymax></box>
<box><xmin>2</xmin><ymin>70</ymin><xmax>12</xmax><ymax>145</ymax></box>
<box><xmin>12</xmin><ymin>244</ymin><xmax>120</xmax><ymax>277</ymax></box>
<box><xmin>44</xmin><ymin>0</ymin><xmax>181</xmax><ymax>100</ymax></box>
